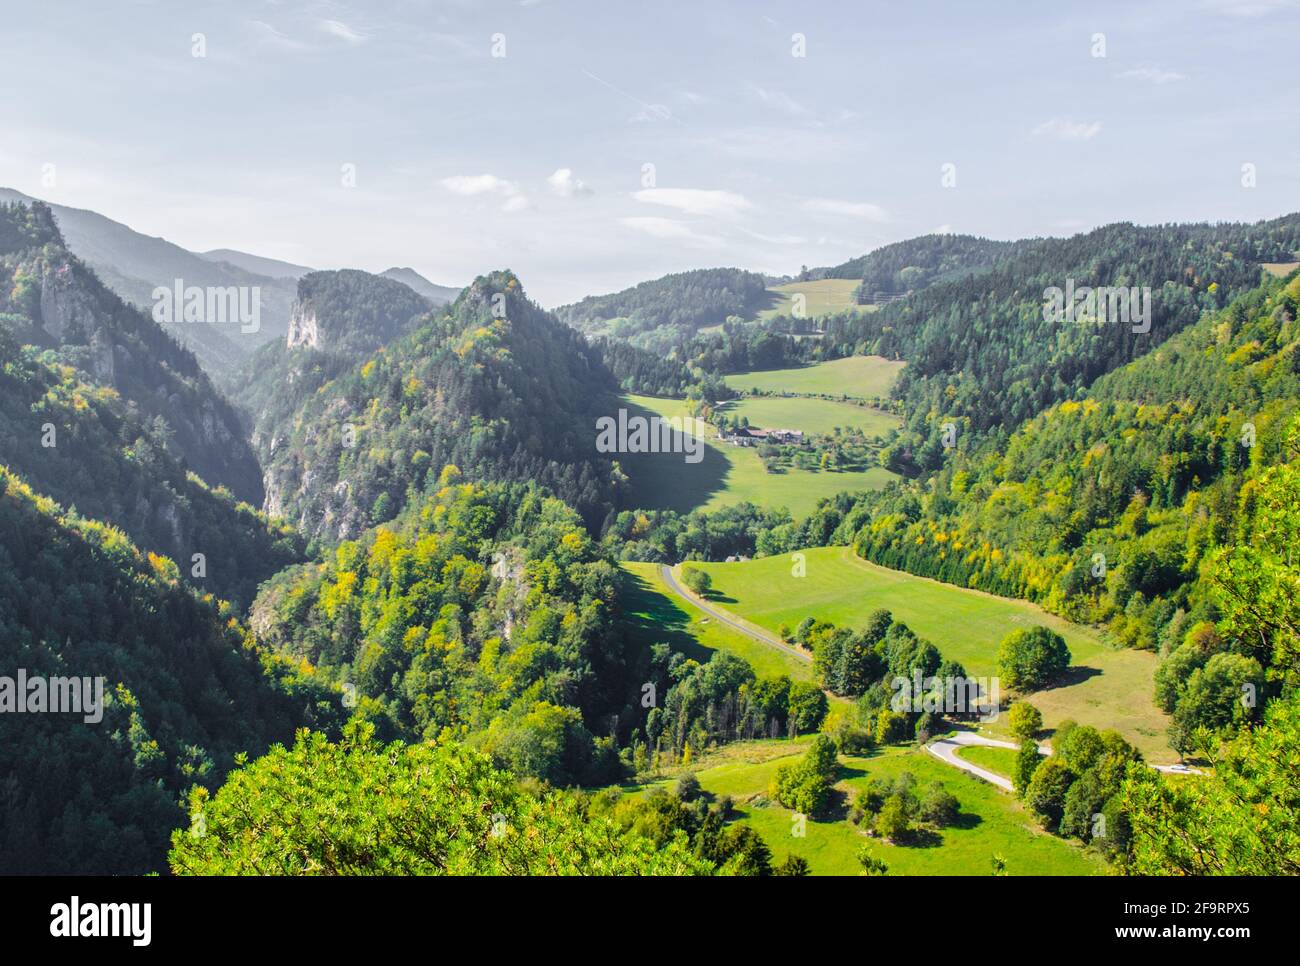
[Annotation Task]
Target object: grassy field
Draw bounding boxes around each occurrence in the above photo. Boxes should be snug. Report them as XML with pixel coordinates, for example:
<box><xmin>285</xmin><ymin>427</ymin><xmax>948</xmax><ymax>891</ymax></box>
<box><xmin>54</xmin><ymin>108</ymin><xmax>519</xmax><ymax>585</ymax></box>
<box><xmin>678</xmin><ymin>547</ymin><xmax>1172</xmax><ymax>762</ymax></box>
<box><xmin>718</xmin><ymin>395</ymin><xmax>899</xmax><ymax>438</ymax></box>
<box><xmin>619</xmin><ymin>562</ymin><xmax>814</xmax><ymax>681</ymax></box>
<box><xmin>631</xmin><ymin>739</ymin><xmax>1105</xmax><ymax>875</ymax></box>
<box><xmin>724</xmin><ymin>355</ymin><xmax>905</xmax><ymax>399</ymax></box>
<box><xmin>956</xmin><ymin>745</ymin><xmax>1021</xmax><ymax>779</ymax></box>
<box><xmin>756</xmin><ymin>279</ymin><xmax>872</xmax><ymax>321</ymax></box>
<box><xmin>621</xmin><ymin>394</ymin><xmax>896</xmax><ymax>517</ymax></box>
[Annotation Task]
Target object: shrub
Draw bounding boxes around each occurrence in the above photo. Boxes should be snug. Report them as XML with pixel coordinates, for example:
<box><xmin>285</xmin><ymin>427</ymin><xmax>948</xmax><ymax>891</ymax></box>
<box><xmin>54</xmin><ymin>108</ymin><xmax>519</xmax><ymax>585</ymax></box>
<box><xmin>680</xmin><ymin>566</ymin><xmax>712</xmax><ymax>596</ymax></box>
<box><xmin>1008</xmin><ymin>701</ymin><xmax>1043</xmax><ymax>741</ymax></box>
<box><xmin>918</xmin><ymin>783</ymin><xmax>960</xmax><ymax>828</ymax></box>
<box><xmin>875</xmin><ymin>794</ymin><xmax>912</xmax><ymax>842</ymax></box>
<box><xmin>674</xmin><ymin>772</ymin><xmax>702</xmax><ymax>802</ymax></box>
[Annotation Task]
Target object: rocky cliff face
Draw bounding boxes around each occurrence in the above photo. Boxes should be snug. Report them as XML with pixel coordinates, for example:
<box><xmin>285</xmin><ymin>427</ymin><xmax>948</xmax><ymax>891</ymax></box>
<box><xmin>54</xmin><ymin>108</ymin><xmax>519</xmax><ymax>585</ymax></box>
<box><xmin>286</xmin><ymin>302</ymin><xmax>320</xmax><ymax>349</ymax></box>
<box><xmin>1</xmin><ymin>203</ymin><xmax>265</xmax><ymax>505</ymax></box>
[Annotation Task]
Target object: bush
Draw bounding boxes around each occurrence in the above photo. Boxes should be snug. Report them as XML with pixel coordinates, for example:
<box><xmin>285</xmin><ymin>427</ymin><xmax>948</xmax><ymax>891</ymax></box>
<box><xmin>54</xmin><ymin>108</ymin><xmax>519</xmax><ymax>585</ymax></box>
<box><xmin>853</xmin><ymin>779</ymin><xmax>890</xmax><ymax>821</ymax></box>
<box><xmin>1012</xmin><ymin>739</ymin><xmax>1042</xmax><ymax>796</ymax></box>
<box><xmin>857</xmin><ymin>847</ymin><xmax>889</xmax><ymax>875</ymax></box>
<box><xmin>875</xmin><ymin>794</ymin><xmax>912</xmax><ymax>842</ymax></box>
<box><xmin>918</xmin><ymin>784</ymin><xmax>960</xmax><ymax>828</ymax></box>
<box><xmin>1024</xmin><ymin>758</ymin><xmax>1075</xmax><ymax>831</ymax></box>
<box><xmin>770</xmin><ymin>735</ymin><xmax>839</xmax><ymax>816</ymax></box>
<box><xmin>680</xmin><ymin>566</ymin><xmax>712</xmax><ymax>596</ymax></box>
<box><xmin>674</xmin><ymin>772</ymin><xmax>702</xmax><ymax>802</ymax></box>
<box><xmin>873</xmin><ymin>707</ymin><xmax>911</xmax><ymax>744</ymax></box>
<box><xmin>773</xmin><ymin>854</ymin><xmax>811</xmax><ymax>876</ymax></box>
<box><xmin>1008</xmin><ymin>702</ymin><xmax>1043</xmax><ymax>741</ymax></box>
<box><xmin>825</xmin><ymin>706</ymin><xmax>875</xmax><ymax>755</ymax></box>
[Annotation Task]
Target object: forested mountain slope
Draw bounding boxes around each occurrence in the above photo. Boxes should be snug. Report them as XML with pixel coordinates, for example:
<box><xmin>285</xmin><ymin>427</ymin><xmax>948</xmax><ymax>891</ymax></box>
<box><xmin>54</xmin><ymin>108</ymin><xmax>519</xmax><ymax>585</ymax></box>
<box><xmin>0</xmin><ymin>188</ymin><xmax>296</xmax><ymax>373</ymax></box>
<box><xmin>251</xmin><ymin>473</ymin><xmax>639</xmax><ymax>785</ymax></box>
<box><xmin>257</xmin><ymin>271</ymin><xmax>622</xmax><ymax>541</ymax></box>
<box><xmin>0</xmin><ymin>465</ymin><xmax>337</xmax><ymax>874</ymax></box>
<box><xmin>555</xmin><ymin>267</ymin><xmax>770</xmax><ymax>339</ymax></box>
<box><xmin>230</xmin><ymin>268</ymin><xmax>432</xmax><ymax>433</ymax></box>
<box><xmin>747</xmin><ymin>272</ymin><xmax>1300</xmax><ymax>754</ymax></box>
<box><xmin>0</xmin><ymin>327</ymin><xmax>300</xmax><ymax>607</ymax></box>
<box><xmin>0</xmin><ymin>202</ymin><xmax>265</xmax><ymax>504</ymax></box>
<box><xmin>815</xmin><ymin>217</ymin><xmax>1300</xmax><ymax>470</ymax></box>
<box><xmin>820</xmin><ymin>233</ymin><xmax>1018</xmax><ymax>299</ymax></box>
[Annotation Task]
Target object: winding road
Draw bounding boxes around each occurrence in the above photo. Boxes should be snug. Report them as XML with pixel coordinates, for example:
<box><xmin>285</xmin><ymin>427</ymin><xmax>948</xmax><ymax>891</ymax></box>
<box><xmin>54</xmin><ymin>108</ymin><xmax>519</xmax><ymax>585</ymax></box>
<box><xmin>655</xmin><ymin>564</ymin><xmax>1201</xmax><ymax>785</ymax></box>
<box><xmin>926</xmin><ymin>732</ymin><xmax>1022</xmax><ymax>791</ymax></box>
<box><xmin>657</xmin><ymin>564</ymin><xmax>811</xmax><ymax>665</ymax></box>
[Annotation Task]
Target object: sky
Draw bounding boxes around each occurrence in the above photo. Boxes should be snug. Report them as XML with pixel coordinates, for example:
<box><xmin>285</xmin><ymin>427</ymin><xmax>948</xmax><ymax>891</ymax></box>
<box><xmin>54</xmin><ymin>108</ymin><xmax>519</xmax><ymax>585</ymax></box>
<box><xmin>1</xmin><ymin>0</ymin><xmax>1298</xmax><ymax>307</ymax></box>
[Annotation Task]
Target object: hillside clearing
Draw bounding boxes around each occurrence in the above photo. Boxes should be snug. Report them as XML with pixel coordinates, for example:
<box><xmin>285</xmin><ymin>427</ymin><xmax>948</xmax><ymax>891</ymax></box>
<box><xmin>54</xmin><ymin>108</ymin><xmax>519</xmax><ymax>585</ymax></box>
<box><xmin>621</xmin><ymin>394</ymin><xmax>896</xmax><ymax>517</ymax></box>
<box><xmin>679</xmin><ymin>547</ymin><xmax>1172</xmax><ymax>762</ymax></box>
<box><xmin>723</xmin><ymin>355</ymin><xmax>905</xmax><ymax>399</ymax></box>
<box><xmin>756</xmin><ymin>279</ymin><xmax>872</xmax><ymax>321</ymax></box>
<box><xmin>627</xmin><ymin>739</ymin><xmax>1105</xmax><ymax>875</ymax></box>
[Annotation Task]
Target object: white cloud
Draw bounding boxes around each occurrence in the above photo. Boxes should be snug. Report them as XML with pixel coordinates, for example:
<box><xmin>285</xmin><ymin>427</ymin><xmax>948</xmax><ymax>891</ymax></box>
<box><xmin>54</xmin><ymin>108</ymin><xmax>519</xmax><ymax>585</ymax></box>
<box><xmin>548</xmin><ymin>168</ymin><xmax>593</xmax><ymax>197</ymax></box>
<box><xmin>633</xmin><ymin>187</ymin><xmax>752</xmax><ymax>217</ymax></box>
<box><xmin>741</xmin><ymin>228</ymin><xmax>807</xmax><ymax>245</ymax></box>
<box><xmin>1032</xmin><ymin>118</ymin><xmax>1103</xmax><ymax>141</ymax></box>
<box><xmin>320</xmin><ymin>20</ymin><xmax>366</xmax><ymax>45</ymax></box>
<box><xmin>628</xmin><ymin>104</ymin><xmax>675</xmax><ymax>124</ymax></box>
<box><xmin>1203</xmin><ymin>0</ymin><xmax>1298</xmax><ymax>16</ymax></box>
<box><xmin>1118</xmin><ymin>67</ymin><xmax>1187</xmax><ymax>84</ymax></box>
<box><xmin>802</xmin><ymin>198</ymin><xmax>888</xmax><ymax>221</ymax></box>
<box><xmin>619</xmin><ymin>217</ymin><xmax>721</xmax><ymax>247</ymax></box>
<box><xmin>440</xmin><ymin>174</ymin><xmax>515</xmax><ymax>196</ymax></box>
<box><xmin>247</xmin><ymin>21</ymin><xmax>310</xmax><ymax>51</ymax></box>
<box><xmin>755</xmin><ymin>87</ymin><xmax>808</xmax><ymax>117</ymax></box>
<box><xmin>440</xmin><ymin>174</ymin><xmax>528</xmax><ymax>212</ymax></box>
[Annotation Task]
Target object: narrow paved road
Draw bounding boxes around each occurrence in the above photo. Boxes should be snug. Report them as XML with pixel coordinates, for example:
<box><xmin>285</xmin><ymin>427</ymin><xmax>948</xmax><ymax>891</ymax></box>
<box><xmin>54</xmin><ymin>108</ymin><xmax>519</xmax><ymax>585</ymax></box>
<box><xmin>658</xmin><ymin>564</ymin><xmax>811</xmax><ymax>664</ymax></box>
<box><xmin>926</xmin><ymin>732</ymin><xmax>1022</xmax><ymax>791</ymax></box>
<box><xmin>657</xmin><ymin>565</ymin><xmax>1202</xmax><ymax>780</ymax></box>
<box><xmin>927</xmin><ymin>731</ymin><xmax>1200</xmax><ymax>792</ymax></box>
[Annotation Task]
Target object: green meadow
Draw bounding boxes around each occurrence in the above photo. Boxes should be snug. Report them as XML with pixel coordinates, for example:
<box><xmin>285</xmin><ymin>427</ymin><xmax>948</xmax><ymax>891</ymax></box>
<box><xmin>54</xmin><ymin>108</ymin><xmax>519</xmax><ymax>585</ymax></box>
<box><xmin>724</xmin><ymin>355</ymin><xmax>905</xmax><ymax>399</ymax></box>
<box><xmin>621</xmin><ymin>394</ymin><xmax>895</xmax><ymax>517</ymax></box>
<box><xmin>630</xmin><ymin>739</ymin><xmax>1105</xmax><ymax>876</ymax></box>
<box><xmin>956</xmin><ymin>745</ymin><xmax>1021</xmax><ymax>779</ymax></box>
<box><xmin>756</xmin><ymin>279</ymin><xmax>872</xmax><ymax>321</ymax></box>
<box><xmin>678</xmin><ymin>547</ymin><xmax>1172</xmax><ymax>762</ymax></box>
<box><xmin>619</xmin><ymin>562</ymin><xmax>814</xmax><ymax>682</ymax></box>
<box><xmin>719</xmin><ymin>394</ymin><xmax>900</xmax><ymax>438</ymax></box>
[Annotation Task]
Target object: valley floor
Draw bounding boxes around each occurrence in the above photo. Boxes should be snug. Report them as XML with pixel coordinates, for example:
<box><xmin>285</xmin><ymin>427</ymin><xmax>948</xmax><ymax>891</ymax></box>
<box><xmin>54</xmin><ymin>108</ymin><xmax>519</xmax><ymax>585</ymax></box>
<box><xmin>626</xmin><ymin>738</ymin><xmax>1108</xmax><ymax>876</ymax></box>
<box><xmin>621</xmin><ymin>394</ymin><xmax>896</xmax><ymax>516</ymax></box>
<box><xmin>637</xmin><ymin>547</ymin><xmax>1171</xmax><ymax>762</ymax></box>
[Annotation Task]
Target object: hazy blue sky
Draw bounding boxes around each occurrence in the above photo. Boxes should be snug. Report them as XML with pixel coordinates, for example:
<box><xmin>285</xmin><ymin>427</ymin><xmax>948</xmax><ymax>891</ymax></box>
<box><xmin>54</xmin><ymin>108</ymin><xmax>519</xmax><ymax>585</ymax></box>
<box><xmin>2</xmin><ymin>0</ymin><xmax>1297</xmax><ymax>305</ymax></box>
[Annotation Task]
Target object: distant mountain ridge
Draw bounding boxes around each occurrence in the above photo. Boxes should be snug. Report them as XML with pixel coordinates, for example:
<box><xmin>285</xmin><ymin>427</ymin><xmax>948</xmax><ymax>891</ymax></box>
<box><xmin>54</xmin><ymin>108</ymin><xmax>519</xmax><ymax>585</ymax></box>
<box><xmin>0</xmin><ymin>200</ymin><xmax>265</xmax><ymax>504</ymax></box>
<box><xmin>817</xmin><ymin>233</ymin><xmax>1020</xmax><ymax>300</ymax></box>
<box><xmin>0</xmin><ymin>188</ymin><xmax>295</xmax><ymax>375</ymax></box>
<box><xmin>200</xmin><ymin>248</ymin><xmax>314</xmax><ymax>280</ymax></box>
<box><xmin>555</xmin><ymin>267</ymin><xmax>770</xmax><ymax>339</ymax></box>
<box><xmin>0</xmin><ymin>189</ymin><xmax>460</xmax><ymax>380</ymax></box>
<box><xmin>380</xmin><ymin>266</ymin><xmax>461</xmax><ymax>305</ymax></box>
